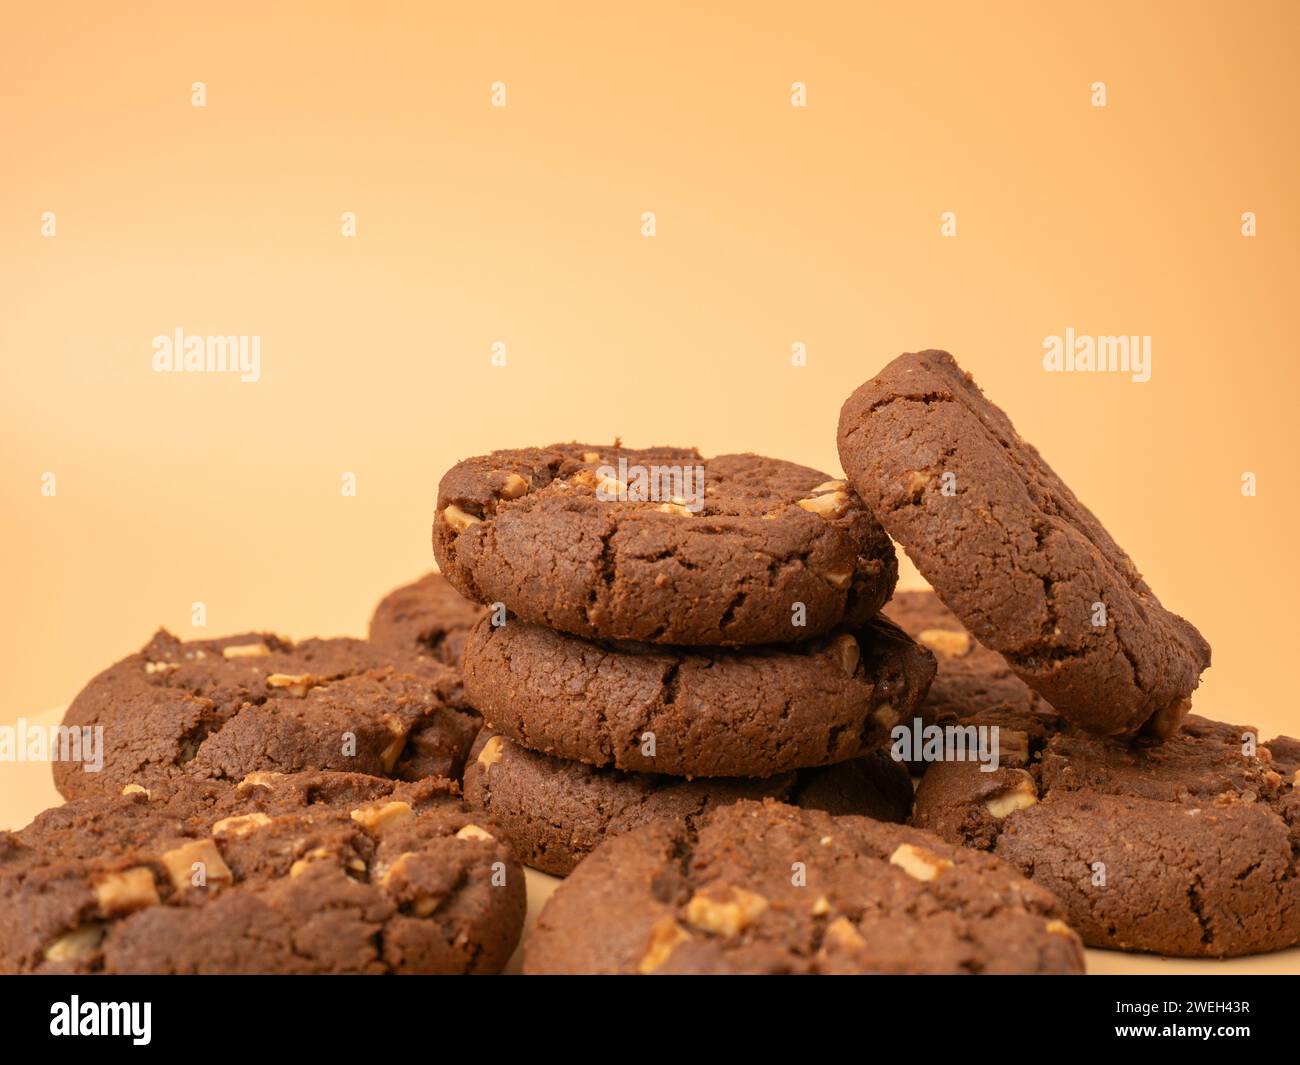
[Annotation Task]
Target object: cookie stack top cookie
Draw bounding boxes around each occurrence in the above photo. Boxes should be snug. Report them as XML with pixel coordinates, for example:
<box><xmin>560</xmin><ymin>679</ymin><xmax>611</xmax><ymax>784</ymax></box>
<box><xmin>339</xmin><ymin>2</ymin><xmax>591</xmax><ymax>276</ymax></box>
<box><xmin>433</xmin><ymin>443</ymin><xmax>897</xmax><ymax>645</ymax></box>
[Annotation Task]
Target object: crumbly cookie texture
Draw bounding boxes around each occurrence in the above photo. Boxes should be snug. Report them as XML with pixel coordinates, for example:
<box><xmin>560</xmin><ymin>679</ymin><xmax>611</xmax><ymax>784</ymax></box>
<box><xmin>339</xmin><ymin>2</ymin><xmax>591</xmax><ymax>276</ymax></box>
<box><xmin>461</xmin><ymin>613</ymin><xmax>935</xmax><ymax>778</ymax></box>
<box><xmin>433</xmin><ymin>443</ymin><xmax>897</xmax><ymax>646</ymax></box>
<box><xmin>912</xmin><ymin>712</ymin><xmax>1300</xmax><ymax>958</ymax></box>
<box><xmin>524</xmin><ymin>800</ymin><xmax>1085</xmax><ymax>975</ymax></box>
<box><xmin>838</xmin><ymin>350</ymin><xmax>1210</xmax><ymax>738</ymax></box>
<box><xmin>56</xmin><ymin>629</ymin><xmax>478</xmax><ymax>801</ymax></box>
<box><xmin>0</xmin><ymin>772</ymin><xmax>525</xmax><ymax>974</ymax></box>
<box><xmin>463</xmin><ymin>731</ymin><xmax>913</xmax><ymax>876</ymax></box>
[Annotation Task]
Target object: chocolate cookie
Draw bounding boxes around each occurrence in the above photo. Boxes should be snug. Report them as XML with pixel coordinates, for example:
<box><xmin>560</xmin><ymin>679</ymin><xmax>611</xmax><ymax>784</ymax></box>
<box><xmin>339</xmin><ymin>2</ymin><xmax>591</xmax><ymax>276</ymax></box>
<box><xmin>56</xmin><ymin>629</ymin><xmax>480</xmax><ymax>802</ymax></box>
<box><xmin>461</xmin><ymin>613</ymin><xmax>935</xmax><ymax>778</ymax></box>
<box><xmin>838</xmin><ymin>350</ymin><xmax>1210</xmax><ymax>738</ymax></box>
<box><xmin>883</xmin><ymin>590</ymin><xmax>1065</xmax><ymax>753</ymax></box>
<box><xmin>433</xmin><ymin>443</ymin><xmax>897</xmax><ymax>646</ymax></box>
<box><xmin>523</xmin><ymin>799</ymin><xmax>1085</xmax><ymax>974</ymax></box>
<box><xmin>0</xmin><ymin>771</ymin><xmax>525</xmax><ymax>974</ymax></box>
<box><xmin>368</xmin><ymin>572</ymin><xmax>486</xmax><ymax>670</ymax></box>
<box><xmin>912</xmin><ymin>714</ymin><xmax>1300</xmax><ymax>957</ymax></box>
<box><xmin>463</xmin><ymin>731</ymin><xmax>913</xmax><ymax>875</ymax></box>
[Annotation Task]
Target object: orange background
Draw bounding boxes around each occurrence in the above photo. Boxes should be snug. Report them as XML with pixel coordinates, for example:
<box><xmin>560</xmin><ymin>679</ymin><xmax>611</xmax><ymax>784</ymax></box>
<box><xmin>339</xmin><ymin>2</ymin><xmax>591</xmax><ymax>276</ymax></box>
<box><xmin>2</xmin><ymin>1</ymin><xmax>1297</xmax><ymax>785</ymax></box>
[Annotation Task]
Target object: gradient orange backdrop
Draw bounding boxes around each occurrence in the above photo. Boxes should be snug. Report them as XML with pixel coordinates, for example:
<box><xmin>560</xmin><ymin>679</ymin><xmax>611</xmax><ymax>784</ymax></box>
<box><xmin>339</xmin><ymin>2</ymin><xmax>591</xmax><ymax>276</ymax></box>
<box><xmin>2</xmin><ymin>0</ymin><xmax>1297</xmax><ymax>779</ymax></box>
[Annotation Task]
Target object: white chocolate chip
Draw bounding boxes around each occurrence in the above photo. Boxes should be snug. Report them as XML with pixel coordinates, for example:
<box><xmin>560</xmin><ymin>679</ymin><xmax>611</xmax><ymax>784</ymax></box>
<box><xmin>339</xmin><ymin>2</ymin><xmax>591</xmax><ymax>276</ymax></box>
<box><xmin>984</xmin><ymin>775</ymin><xmax>1039</xmax><ymax>819</ymax></box>
<box><xmin>831</xmin><ymin>633</ymin><xmax>860</xmax><ymax>676</ymax></box>
<box><xmin>917</xmin><ymin>628</ymin><xmax>972</xmax><ymax>658</ymax></box>
<box><xmin>120</xmin><ymin>783</ymin><xmax>150</xmax><ymax>798</ymax></box>
<box><xmin>93</xmin><ymin>868</ymin><xmax>160</xmax><ymax>916</ymax></box>
<box><xmin>145</xmin><ymin>661</ymin><xmax>179</xmax><ymax>674</ymax></box>
<box><xmin>656</xmin><ymin>502</ymin><xmax>692</xmax><ymax>516</ymax></box>
<box><xmin>44</xmin><ymin>924</ymin><xmax>106</xmax><ymax>963</ymax></box>
<box><xmin>455</xmin><ymin>824</ymin><xmax>494</xmax><ymax>842</ymax></box>
<box><xmin>822</xmin><ymin>568</ymin><xmax>854</xmax><ymax>590</ymax></box>
<box><xmin>797</xmin><ymin>490</ymin><xmax>849</xmax><ymax>518</ymax></box>
<box><xmin>350</xmin><ymin>801</ymin><xmax>414</xmax><ymax>833</ymax></box>
<box><xmin>636</xmin><ymin>918</ymin><xmax>692</xmax><ymax>974</ymax></box>
<box><xmin>160</xmin><ymin>838</ymin><xmax>233</xmax><ymax>891</ymax></box>
<box><xmin>212</xmin><ymin>812</ymin><xmax>273</xmax><ymax>838</ymax></box>
<box><xmin>684</xmin><ymin>887</ymin><xmax>768</xmax><ymax>938</ymax></box>
<box><xmin>497</xmin><ymin>472</ymin><xmax>530</xmax><ymax>500</ymax></box>
<box><xmin>888</xmin><ymin>842</ymin><xmax>954</xmax><ymax>881</ymax></box>
<box><xmin>476</xmin><ymin>735</ymin><xmax>505</xmax><ymax>770</ymax></box>
<box><xmin>441</xmin><ymin>504</ymin><xmax>482</xmax><ymax>533</ymax></box>
<box><xmin>222</xmin><ymin>642</ymin><xmax>269</xmax><ymax>659</ymax></box>
<box><xmin>266</xmin><ymin>672</ymin><xmax>317</xmax><ymax>697</ymax></box>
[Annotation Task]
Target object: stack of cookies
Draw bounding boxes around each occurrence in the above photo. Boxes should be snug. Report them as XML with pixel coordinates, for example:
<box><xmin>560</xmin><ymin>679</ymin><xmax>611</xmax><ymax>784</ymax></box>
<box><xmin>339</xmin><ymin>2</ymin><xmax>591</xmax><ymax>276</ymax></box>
<box><xmin>10</xmin><ymin>348</ymin><xmax>1297</xmax><ymax>976</ymax></box>
<box><xmin>429</xmin><ymin>445</ymin><xmax>938</xmax><ymax>875</ymax></box>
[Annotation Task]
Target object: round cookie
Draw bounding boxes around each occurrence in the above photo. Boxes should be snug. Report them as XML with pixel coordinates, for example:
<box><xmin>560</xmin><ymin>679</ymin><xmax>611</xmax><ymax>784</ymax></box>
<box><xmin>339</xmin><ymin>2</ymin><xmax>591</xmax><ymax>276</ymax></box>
<box><xmin>461</xmin><ymin>613</ymin><xmax>936</xmax><ymax>778</ymax></box>
<box><xmin>463</xmin><ymin>730</ymin><xmax>914</xmax><ymax>875</ymax></box>
<box><xmin>368</xmin><ymin>571</ymin><xmax>486</xmax><ymax>670</ymax></box>
<box><xmin>433</xmin><ymin>443</ymin><xmax>897</xmax><ymax>646</ymax></box>
<box><xmin>838</xmin><ymin>350</ymin><xmax>1211</xmax><ymax>738</ymax></box>
<box><xmin>912</xmin><ymin>714</ymin><xmax>1300</xmax><ymax>957</ymax></box>
<box><xmin>56</xmin><ymin>629</ymin><xmax>480</xmax><ymax>802</ymax></box>
<box><xmin>523</xmin><ymin>799</ymin><xmax>1086</xmax><ymax>974</ymax></box>
<box><xmin>0</xmin><ymin>771</ymin><xmax>526</xmax><ymax>974</ymax></box>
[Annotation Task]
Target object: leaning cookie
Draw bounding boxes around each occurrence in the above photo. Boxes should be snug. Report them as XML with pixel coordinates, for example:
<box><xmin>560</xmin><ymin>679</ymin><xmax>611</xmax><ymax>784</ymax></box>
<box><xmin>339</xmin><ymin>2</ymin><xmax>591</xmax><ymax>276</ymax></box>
<box><xmin>433</xmin><ymin>443</ymin><xmax>897</xmax><ymax>646</ymax></box>
<box><xmin>523</xmin><ymin>800</ymin><xmax>1085</xmax><ymax>974</ymax></box>
<box><xmin>463</xmin><ymin>731</ymin><xmax>913</xmax><ymax>875</ymax></box>
<box><xmin>0</xmin><ymin>771</ymin><xmax>526</xmax><ymax>974</ymax></box>
<box><xmin>368</xmin><ymin>571</ymin><xmax>486</xmax><ymax>671</ymax></box>
<box><xmin>55</xmin><ymin>629</ymin><xmax>480</xmax><ymax>802</ymax></box>
<box><xmin>838</xmin><ymin>350</ymin><xmax>1210</xmax><ymax>738</ymax></box>
<box><xmin>912</xmin><ymin>714</ymin><xmax>1300</xmax><ymax>957</ymax></box>
<box><xmin>461</xmin><ymin>614</ymin><xmax>935</xmax><ymax>778</ymax></box>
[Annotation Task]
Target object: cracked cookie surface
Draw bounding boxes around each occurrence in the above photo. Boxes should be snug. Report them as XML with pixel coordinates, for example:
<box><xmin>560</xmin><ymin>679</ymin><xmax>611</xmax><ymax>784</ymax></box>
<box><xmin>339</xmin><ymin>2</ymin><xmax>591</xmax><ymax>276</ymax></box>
<box><xmin>433</xmin><ymin>443</ymin><xmax>897</xmax><ymax>646</ymax></box>
<box><xmin>1</xmin><ymin>771</ymin><xmax>525</xmax><ymax>974</ymax></box>
<box><xmin>56</xmin><ymin>629</ymin><xmax>480</xmax><ymax>801</ymax></box>
<box><xmin>463</xmin><ymin>731</ymin><xmax>913</xmax><ymax>875</ymax></box>
<box><xmin>461</xmin><ymin>614</ymin><xmax>936</xmax><ymax>778</ymax></box>
<box><xmin>913</xmin><ymin>710</ymin><xmax>1300</xmax><ymax>957</ymax></box>
<box><xmin>838</xmin><ymin>350</ymin><xmax>1210</xmax><ymax>738</ymax></box>
<box><xmin>523</xmin><ymin>799</ymin><xmax>1085</xmax><ymax>974</ymax></box>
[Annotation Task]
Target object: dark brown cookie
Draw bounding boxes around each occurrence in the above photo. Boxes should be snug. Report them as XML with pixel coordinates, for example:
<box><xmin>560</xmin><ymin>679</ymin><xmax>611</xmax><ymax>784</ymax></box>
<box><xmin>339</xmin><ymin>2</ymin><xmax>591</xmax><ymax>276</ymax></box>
<box><xmin>463</xmin><ymin>730</ymin><xmax>913</xmax><ymax>875</ymax></box>
<box><xmin>912</xmin><ymin>714</ymin><xmax>1300</xmax><ymax>957</ymax></box>
<box><xmin>56</xmin><ymin>629</ymin><xmax>480</xmax><ymax>802</ymax></box>
<box><xmin>883</xmin><ymin>590</ymin><xmax>1064</xmax><ymax>773</ymax></box>
<box><xmin>433</xmin><ymin>443</ymin><xmax>897</xmax><ymax>646</ymax></box>
<box><xmin>461</xmin><ymin>613</ymin><xmax>935</xmax><ymax>778</ymax></box>
<box><xmin>368</xmin><ymin>571</ymin><xmax>486</xmax><ymax>671</ymax></box>
<box><xmin>838</xmin><ymin>350</ymin><xmax>1210</xmax><ymax>738</ymax></box>
<box><xmin>0</xmin><ymin>771</ymin><xmax>525</xmax><ymax>974</ymax></box>
<box><xmin>523</xmin><ymin>800</ymin><xmax>1085</xmax><ymax>974</ymax></box>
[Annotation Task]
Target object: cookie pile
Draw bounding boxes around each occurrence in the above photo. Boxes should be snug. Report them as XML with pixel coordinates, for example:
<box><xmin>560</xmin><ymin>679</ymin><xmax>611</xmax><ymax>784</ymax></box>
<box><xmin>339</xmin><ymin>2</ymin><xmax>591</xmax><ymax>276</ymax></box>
<box><xmin>430</xmin><ymin>444</ymin><xmax>938</xmax><ymax>876</ymax></box>
<box><xmin>10</xmin><ymin>348</ymin><xmax>1295</xmax><ymax>974</ymax></box>
<box><xmin>13</xmin><ymin>623</ymin><xmax>527</xmax><ymax>974</ymax></box>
